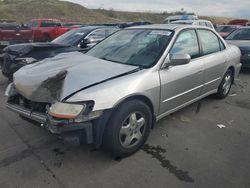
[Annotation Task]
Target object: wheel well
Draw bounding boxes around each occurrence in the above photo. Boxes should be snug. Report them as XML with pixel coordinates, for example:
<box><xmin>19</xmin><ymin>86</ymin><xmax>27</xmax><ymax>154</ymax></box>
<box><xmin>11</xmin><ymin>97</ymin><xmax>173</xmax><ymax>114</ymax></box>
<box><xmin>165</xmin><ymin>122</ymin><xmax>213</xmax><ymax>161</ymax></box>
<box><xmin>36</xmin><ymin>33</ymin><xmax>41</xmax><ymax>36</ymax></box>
<box><xmin>228</xmin><ymin>66</ymin><xmax>235</xmax><ymax>82</ymax></box>
<box><xmin>115</xmin><ymin>95</ymin><xmax>154</xmax><ymax>115</ymax></box>
<box><xmin>114</xmin><ymin>95</ymin><xmax>156</xmax><ymax>128</ymax></box>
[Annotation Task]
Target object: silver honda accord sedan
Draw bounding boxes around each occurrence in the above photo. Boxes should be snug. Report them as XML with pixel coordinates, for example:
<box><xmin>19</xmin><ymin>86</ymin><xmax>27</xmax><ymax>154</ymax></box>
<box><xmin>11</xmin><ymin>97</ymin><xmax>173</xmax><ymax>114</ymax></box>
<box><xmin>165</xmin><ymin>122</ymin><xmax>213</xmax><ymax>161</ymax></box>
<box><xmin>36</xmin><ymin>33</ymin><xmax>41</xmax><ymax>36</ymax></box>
<box><xmin>5</xmin><ymin>24</ymin><xmax>241</xmax><ymax>157</ymax></box>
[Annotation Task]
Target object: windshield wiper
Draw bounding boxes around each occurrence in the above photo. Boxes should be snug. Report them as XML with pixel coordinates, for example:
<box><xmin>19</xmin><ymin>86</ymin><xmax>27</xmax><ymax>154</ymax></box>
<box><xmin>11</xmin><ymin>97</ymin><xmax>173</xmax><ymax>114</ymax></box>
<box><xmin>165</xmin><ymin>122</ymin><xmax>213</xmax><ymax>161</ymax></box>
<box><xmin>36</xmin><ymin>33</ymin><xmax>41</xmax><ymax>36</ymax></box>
<box><xmin>100</xmin><ymin>57</ymin><xmax>144</xmax><ymax>69</ymax></box>
<box><xmin>100</xmin><ymin>57</ymin><xmax>121</xmax><ymax>64</ymax></box>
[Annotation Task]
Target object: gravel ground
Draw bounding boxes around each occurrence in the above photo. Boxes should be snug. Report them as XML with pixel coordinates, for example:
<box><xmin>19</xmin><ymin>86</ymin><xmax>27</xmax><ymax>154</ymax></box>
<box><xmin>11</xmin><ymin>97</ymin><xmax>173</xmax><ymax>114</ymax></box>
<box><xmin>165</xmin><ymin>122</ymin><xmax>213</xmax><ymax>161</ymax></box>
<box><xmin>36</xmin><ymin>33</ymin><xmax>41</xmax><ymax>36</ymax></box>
<box><xmin>0</xmin><ymin>70</ymin><xmax>249</xmax><ymax>188</ymax></box>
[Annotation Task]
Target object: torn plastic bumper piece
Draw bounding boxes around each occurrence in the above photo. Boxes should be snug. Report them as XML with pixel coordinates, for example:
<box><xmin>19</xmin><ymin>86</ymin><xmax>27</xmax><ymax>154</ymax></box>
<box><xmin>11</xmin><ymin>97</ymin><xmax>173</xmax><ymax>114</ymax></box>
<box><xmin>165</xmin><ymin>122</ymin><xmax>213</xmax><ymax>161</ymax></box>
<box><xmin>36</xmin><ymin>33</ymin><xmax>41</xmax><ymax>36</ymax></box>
<box><xmin>6</xmin><ymin>102</ymin><xmax>94</xmax><ymax>145</ymax></box>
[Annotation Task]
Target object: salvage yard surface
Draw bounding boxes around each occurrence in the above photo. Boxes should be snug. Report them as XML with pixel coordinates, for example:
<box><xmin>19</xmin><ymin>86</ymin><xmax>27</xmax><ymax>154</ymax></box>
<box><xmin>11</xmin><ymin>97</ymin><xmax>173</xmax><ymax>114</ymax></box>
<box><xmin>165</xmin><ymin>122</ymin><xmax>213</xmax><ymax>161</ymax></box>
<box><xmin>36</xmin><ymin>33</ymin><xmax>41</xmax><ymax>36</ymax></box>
<box><xmin>0</xmin><ymin>71</ymin><xmax>250</xmax><ymax>188</ymax></box>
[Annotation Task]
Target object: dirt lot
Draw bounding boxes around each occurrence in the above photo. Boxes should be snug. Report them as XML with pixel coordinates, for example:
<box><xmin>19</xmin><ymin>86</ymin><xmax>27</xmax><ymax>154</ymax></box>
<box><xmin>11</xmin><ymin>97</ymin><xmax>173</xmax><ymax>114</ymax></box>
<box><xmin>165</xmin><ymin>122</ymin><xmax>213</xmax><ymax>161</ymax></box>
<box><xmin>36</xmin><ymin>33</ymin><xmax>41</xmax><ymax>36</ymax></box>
<box><xmin>0</xmin><ymin>70</ymin><xmax>249</xmax><ymax>188</ymax></box>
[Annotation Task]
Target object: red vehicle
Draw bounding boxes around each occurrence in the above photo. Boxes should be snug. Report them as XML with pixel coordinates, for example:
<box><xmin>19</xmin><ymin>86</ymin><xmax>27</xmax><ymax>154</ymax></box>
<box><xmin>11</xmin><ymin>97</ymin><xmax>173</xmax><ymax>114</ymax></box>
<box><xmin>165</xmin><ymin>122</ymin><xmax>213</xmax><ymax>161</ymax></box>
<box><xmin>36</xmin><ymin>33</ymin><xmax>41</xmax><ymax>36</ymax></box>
<box><xmin>29</xmin><ymin>19</ymin><xmax>72</xmax><ymax>42</ymax></box>
<box><xmin>228</xmin><ymin>19</ymin><xmax>249</xmax><ymax>26</ymax></box>
<box><xmin>0</xmin><ymin>22</ymin><xmax>33</xmax><ymax>51</ymax></box>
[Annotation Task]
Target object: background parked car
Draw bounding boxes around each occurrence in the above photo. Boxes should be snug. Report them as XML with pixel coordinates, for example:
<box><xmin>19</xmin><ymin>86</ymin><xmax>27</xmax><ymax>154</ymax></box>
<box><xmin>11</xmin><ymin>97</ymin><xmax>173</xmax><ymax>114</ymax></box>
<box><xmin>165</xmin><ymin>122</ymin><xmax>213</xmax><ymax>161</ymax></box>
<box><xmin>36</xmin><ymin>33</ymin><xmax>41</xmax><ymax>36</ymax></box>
<box><xmin>163</xmin><ymin>14</ymin><xmax>198</xmax><ymax>24</ymax></box>
<box><xmin>228</xmin><ymin>19</ymin><xmax>250</xmax><ymax>26</ymax></box>
<box><xmin>28</xmin><ymin>19</ymin><xmax>74</xmax><ymax>42</ymax></box>
<box><xmin>216</xmin><ymin>25</ymin><xmax>240</xmax><ymax>38</ymax></box>
<box><xmin>0</xmin><ymin>21</ymin><xmax>33</xmax><ymax>52</ymax></box>
<box><xmin>171</xmin><ymin>19</ymin><xmax>215</xmax><ymax>30</ymax></box>
<box><xmin>0</xmin><ymin>26</ymin><xmax>119</xmax><ymax>79</ymax></box>
<box><xmin>6</xmin><ymin>25</ymin><xmax>241</xmax><ymax>157</ymax></box>
<box><xmin>118</xmin><ymin>21</ymin><xmax>152</xmax><ymax>28</ymax></box>
<box><xmin>226</xmin><ymin>27</ymin><xmax>250</xmax><ymax>69</ymax></box>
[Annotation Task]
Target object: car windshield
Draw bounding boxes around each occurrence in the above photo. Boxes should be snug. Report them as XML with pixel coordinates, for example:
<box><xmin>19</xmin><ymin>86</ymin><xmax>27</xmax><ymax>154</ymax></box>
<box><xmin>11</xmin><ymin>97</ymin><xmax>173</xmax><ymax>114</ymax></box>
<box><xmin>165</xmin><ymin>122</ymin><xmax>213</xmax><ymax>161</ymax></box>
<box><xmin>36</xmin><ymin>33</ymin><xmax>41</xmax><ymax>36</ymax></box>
<box><xmin>216</xmin><ymin>26</ymin><xmax>236</xmax><ymax>33</ymax></box>
<box><xmin>87</xmin><ymin>29</ymin><xmax>173</xmax><ymax>68</ymax></box>
<box><xmin>226</xmin><ymin>28</ymin><xmax>250</xmax><ymax>40</ymax></box>
<box><xmin>52</xmin><ymin>28</ymin><xmax>91</xmax><ymax>46</ymax></box>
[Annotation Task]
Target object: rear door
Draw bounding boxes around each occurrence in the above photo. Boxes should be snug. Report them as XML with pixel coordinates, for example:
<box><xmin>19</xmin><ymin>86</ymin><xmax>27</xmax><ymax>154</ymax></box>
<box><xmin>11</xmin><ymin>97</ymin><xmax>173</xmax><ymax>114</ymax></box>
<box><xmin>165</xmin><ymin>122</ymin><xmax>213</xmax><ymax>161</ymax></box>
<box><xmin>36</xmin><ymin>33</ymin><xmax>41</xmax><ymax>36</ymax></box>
<box><xmin>196</xmin><ymin>29</ymin><xmax>227</xmax><ymax>94</ymax></box>
<box><xmin>159</xmin><ymin>29</ymin><xmax>204</xmax><ymax>116</ymax></box>
<box><xmin>197</xmin><ymin>29</ymin><xmax>227</xmax><ymax>94</ymax></box>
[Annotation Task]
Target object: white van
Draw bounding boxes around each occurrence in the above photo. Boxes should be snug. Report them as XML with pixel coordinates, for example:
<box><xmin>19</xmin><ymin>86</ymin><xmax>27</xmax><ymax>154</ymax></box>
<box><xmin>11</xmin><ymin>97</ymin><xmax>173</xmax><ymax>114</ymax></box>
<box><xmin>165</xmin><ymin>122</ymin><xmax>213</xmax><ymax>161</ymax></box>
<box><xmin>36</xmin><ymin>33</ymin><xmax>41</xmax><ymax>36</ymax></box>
<box><xmin>164</xmin><ymin>15</ymin><xmax>198</xmax><ymax>24</ymax></box>
<box><xmin>171</xmin><ymin>19</ymin><xmax>215</xmax><ymax>30</ymax></box>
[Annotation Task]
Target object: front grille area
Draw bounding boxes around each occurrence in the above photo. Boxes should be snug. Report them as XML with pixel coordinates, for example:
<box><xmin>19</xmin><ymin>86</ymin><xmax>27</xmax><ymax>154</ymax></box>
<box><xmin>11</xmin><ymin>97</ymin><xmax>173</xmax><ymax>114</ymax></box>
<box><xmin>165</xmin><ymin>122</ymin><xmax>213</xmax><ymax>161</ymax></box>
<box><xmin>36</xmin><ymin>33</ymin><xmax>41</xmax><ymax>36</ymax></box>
<box><xmin>8</xmin><ymin>94</ymin><xmax>50</xmax><ymax>113</ymax></box>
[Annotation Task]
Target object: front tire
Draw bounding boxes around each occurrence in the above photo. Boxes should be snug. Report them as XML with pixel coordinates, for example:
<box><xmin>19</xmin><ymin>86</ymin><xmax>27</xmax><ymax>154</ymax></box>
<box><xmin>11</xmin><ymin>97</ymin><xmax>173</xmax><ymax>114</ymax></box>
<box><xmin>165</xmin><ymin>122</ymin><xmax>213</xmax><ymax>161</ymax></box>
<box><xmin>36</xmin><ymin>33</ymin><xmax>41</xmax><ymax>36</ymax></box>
<box><xmin>103</xmin><ymin>99</ymin><xmax>152</xmax><ymax>157</ymax></box>
<box><xmin>215</xmin><ymin>69</ymin><xmax>233</xmax><ymax>99</ymax></box>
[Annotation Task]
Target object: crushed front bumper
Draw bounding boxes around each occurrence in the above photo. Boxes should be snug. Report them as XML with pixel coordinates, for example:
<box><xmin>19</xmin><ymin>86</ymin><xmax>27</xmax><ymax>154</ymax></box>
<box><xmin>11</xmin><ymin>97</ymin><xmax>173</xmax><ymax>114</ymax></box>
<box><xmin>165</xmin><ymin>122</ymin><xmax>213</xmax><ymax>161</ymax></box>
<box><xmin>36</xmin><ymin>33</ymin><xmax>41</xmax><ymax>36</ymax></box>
<box><xmin>6</xmin><ymin>102</ymin><xmax>94</xmax><ymax>145</ymax></box>
<box><xmin>6</xmin><ymin>101</ymin><xmax>112</xmax><ymax>147</ymax></box>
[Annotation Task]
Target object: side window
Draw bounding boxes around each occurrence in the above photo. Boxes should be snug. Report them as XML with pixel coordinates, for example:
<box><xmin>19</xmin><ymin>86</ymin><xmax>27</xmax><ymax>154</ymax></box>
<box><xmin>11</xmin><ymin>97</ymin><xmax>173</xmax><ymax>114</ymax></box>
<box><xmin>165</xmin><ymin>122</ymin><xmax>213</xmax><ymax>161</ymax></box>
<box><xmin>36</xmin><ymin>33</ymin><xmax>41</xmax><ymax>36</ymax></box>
<box><xmin>170</xmin><ymin>29</ymin><xmax>200</xmax><ymax>59</ymax></box>
<box><xmin>106</xmin><ymin>28</ymin><xmax>118</xmax><ymax>36</ymax></box>
<box><xmin>199</xmin><ymin>22</ymin><xmax>207</xmax><ymax>27</ymax></box>
<box><xmin>86</xmin><ymin>29</ymin><xmax>106</xmax><ymax>40</ymax></box>
<box><xmin>197</xmin><ymin>30</ymin><xmax>221</xmax><ymax>55</ymax></box>
<box><xmin>31</xmin><ymin>21</ymin><xmax>39</xmax><ymax>27</ymax></box>
<box><xmin>219</xmin><ymin>39</ymin><xmax>226</xmax><ymax>50</ymax></box>
<box><xmin>205</xmin><ymin>22</ymin><xmax>213</xmax><ymax>29</ymax></box>
<box><xmin>40</xmin><ymin>21</ymin><xmax>61</xmax><ymax>27</ymax></box>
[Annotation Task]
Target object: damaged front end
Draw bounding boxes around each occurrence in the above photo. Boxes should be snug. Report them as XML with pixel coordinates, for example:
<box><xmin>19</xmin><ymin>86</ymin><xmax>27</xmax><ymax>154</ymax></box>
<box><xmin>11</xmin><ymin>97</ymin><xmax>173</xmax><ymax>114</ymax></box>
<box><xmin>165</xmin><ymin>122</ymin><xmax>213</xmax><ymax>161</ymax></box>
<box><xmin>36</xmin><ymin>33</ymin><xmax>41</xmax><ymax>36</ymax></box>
<box><xmin>5</xmin><ymin>52</ymin><xmax>139</xmax><ymax>146</ymax></box>
<box><xmin>1</xmin><ymin>44</ymin><xmax>36</xmax><ymax>79</ymax></box>
<box><xmin>5</xmin><ymin>83</ymin><xmax>100</xmax><ymax>146</ymax></box>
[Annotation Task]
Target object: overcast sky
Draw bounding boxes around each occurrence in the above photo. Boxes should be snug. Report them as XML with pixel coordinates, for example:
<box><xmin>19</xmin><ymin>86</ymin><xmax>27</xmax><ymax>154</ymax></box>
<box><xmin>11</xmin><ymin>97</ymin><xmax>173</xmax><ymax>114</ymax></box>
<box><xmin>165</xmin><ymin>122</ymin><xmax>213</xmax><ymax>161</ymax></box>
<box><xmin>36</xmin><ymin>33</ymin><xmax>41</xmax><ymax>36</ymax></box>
<box><xmin>63</xmin><ymin>0</ymin><xmax>250</xmax><ymax>18</ymax></box>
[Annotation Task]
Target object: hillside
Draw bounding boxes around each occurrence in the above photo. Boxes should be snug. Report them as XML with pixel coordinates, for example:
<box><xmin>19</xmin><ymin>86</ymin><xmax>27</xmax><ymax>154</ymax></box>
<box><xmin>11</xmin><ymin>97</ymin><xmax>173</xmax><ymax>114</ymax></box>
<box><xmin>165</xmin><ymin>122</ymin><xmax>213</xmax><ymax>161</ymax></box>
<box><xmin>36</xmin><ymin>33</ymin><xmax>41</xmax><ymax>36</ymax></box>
<box><xmin>0</xmin><ymin>0</ymin><xmax>232</xmax><ymax>24</ymax></box>
<box><xmin>0</xmin><ymin>0</ymin><xmax>120</xmax><ymax>23</ymax></box>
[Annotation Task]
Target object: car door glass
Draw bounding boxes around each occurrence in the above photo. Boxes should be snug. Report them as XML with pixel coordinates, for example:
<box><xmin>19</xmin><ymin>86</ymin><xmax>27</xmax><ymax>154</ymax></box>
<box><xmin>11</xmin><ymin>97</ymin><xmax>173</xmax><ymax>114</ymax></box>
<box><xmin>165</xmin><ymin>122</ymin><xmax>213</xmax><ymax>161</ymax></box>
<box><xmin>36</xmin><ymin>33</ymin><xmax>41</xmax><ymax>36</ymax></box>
<box><xmin>40</xmin><ymin>21</ymin><xmax>61</xmax><ymax>27</ymax></box>
<box><xmin>106</xmin><ymin>28</ymin><xmax>119</xmax><ymax>35</ymax></box>
<box><xmin>205</xmin><ymin>22</ymin><xmax>213</xmax><ymax>29</ymax></box>
<box><xmin>32</xmin><ymin>21</ymin><xmax>39</xmax><ymax>27</ymax></box>
<box><xmin>219</xmin><ymin>39</ymin><xmax>225</xmax><ymax>50</ymax></box>
<box><xmin>198</xmin><ymin>30</ymin><xmax>221</xmax><ymax>55</ymax></box>
<box><xmin>86</xmin><ymin>29</ymin><xmax>106</xmax><ymax>40</ymax></box>
<box><xmin>170</xmin><ymin>30</ymin><xmax>200</xmax><ymax>59</ymax></box>
<box><xmin>199</xmin><ymin>22</ymin><xmax>207</xmax><ymax>27</ymax></box>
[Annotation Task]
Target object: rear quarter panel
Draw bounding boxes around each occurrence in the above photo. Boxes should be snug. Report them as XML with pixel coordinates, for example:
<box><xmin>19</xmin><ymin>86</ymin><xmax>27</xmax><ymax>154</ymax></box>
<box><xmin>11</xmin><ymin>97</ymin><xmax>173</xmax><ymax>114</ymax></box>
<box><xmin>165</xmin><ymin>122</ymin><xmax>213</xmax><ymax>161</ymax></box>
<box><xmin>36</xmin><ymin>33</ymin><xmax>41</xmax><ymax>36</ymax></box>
<box><xmin>224</xmin><ymin>44</ymin><xmax>241</xmax><ymax>78</ymax></box>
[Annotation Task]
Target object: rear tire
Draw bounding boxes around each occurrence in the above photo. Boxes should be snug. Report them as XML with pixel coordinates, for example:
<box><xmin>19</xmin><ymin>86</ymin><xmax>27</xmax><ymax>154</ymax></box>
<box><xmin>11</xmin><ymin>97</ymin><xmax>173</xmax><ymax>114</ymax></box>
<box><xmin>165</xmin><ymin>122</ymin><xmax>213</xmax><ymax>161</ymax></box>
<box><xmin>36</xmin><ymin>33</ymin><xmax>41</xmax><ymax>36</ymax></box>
<box><xmin>103</xmin><ymin>99</ymin><xmax>152</xmax><ymax>158</ymax></box>
<box><xmin>215</xmin><ymin>69</ymin><xmax>233</xmax><ymax>99</ymax></box>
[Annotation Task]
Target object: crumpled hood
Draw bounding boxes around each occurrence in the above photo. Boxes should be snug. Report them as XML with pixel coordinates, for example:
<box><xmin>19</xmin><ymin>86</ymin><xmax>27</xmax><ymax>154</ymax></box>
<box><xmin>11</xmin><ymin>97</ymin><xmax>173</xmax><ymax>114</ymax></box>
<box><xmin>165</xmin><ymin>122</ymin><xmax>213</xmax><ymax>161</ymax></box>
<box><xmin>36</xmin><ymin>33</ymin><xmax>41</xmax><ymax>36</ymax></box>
<box><xmin>13</xmin><ymin>51</ymin><xmax>139</xmax><ymax>103</ymax></box>
<box><xmin>4</xmin><ymin>42</ymin><xmax>70</xmax><ymax>56</ymax></box>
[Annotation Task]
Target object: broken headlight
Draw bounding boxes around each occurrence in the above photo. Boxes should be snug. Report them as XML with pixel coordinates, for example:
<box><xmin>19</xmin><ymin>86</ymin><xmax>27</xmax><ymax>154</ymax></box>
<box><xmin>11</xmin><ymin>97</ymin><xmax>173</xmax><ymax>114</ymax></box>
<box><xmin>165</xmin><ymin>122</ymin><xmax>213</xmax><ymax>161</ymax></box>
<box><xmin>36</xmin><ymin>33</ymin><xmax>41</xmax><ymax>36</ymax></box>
<box><xmin>49</xmin><ymin>101</ymin><xmax>103</xmax><ymax>122</ymax></box>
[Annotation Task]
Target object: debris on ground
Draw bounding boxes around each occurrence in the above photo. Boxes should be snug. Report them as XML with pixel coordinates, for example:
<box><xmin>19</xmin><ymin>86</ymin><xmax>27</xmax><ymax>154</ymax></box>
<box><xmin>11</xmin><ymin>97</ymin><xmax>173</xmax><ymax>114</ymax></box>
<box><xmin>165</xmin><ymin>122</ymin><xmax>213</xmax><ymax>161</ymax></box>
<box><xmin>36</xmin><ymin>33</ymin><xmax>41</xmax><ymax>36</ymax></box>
<box><xmin>229</xmin><ymin>93</ymin><xmax>237</xmax><ymax>97</ymax></box>
<box><xmin>180</xmin><ymin>116</ymin><xmax>191</xmax><ymax>123</ymax></box>
<box><xmin>162</xmin><ymin>133</ymin><xmax>168</xmax><ymax>137</ymax></box>
<box><xmin>228</xmin><ymin>120</ymin><xmax>234</xmax><ymax>125</ymax></box>
<box><xmin>217</xmin><ymin>124</ymin><xmax>226</xmax><ymax>128</ymax></box>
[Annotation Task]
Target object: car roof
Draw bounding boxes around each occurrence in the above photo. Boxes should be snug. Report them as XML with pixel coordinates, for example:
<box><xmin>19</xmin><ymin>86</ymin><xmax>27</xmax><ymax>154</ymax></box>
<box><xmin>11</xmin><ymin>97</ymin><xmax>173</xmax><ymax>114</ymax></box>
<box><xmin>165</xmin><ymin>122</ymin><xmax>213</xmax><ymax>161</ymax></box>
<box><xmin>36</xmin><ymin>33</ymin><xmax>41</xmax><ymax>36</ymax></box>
<box><xmin>239</xmin><ymin>26</ymin><xmax>250</xmax><ymax>29</ymax></box>
<box><xmin>126</xmin><ymin>24</ymin><xmax>212</xmax><ymax>31</ymax></box>
<box><xmin>173</xmin><ymin>19</ymin><xmax>211</xmax><ymax>23</ymax></box>
<box><xmin>217</xmin><ymin>25</ymin><xmax>240</xmax><ymax>27</ymax></box>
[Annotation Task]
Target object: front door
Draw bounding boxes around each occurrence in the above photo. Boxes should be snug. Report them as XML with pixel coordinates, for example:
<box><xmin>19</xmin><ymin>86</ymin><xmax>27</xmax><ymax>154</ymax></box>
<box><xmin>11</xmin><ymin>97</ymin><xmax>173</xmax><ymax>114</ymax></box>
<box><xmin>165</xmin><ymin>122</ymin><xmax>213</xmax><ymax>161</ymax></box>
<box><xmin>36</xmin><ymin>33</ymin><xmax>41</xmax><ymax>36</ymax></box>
<box><xmin>159</xmin><ymin>29</ymin><xmax>204</xmax><ymax>117</ymax></box>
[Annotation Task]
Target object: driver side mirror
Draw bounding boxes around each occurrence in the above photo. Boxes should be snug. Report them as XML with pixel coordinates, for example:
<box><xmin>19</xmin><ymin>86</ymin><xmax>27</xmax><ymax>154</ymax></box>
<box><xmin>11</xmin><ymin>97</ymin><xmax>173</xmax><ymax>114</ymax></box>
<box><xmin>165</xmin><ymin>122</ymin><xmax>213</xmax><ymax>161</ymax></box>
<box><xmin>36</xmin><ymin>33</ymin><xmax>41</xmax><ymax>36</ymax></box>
<box><xmin>79</xmin><ymin>38</ymin><xmax>91</xmax><ymax>48</ymax></box>
<box><xmin>163</xmin><ymin>54</ymin><xmax>191</xmax><ymax>68</ymax></box>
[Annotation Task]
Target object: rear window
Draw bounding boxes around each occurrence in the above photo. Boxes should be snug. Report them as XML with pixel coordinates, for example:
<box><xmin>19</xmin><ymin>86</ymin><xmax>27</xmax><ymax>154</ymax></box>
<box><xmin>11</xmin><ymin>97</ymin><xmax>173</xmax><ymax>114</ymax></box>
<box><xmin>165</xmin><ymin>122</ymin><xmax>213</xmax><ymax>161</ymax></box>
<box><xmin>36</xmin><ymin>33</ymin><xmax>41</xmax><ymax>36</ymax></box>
<box><xmin>226</xmin><ymin>28</ymin><xmax>250</xmax><ymax>40</ymax></box>
<box><xmin>197</xmin><ymin>29</ymin><xmax>221</xmax><ymax>55</ymax></box>
<box><xmin>216</xmin><ymin>26</ymin><xmax>236</xmax><ymax>33</ymax></box>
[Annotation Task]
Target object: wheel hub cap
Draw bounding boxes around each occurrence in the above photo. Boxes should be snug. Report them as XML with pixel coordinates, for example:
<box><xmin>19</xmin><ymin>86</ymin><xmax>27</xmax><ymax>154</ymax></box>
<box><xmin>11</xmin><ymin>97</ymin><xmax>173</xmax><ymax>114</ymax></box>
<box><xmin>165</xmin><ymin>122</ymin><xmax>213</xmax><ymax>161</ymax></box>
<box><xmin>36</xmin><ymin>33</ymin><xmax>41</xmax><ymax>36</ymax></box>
<box><xmin>222</xmin><ymin>74</ymin><xmax>232</xmax><ymax>95</ymax></box>
<box><xmin>119</xmin><ymin>112</ymin><xmax>146</xmax><ymax>148</ymax></box>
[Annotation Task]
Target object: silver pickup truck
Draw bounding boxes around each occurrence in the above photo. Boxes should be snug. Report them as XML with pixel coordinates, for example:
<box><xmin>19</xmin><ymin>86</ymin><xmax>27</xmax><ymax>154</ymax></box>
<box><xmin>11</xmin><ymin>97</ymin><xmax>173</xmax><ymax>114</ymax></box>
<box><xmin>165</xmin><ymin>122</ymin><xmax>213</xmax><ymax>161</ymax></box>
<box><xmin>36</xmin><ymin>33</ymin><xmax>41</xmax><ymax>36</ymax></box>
<box><xmin>5</xmin><ymin>24</ymin><xmax>241</xmax><ymax>157</ymax></box>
